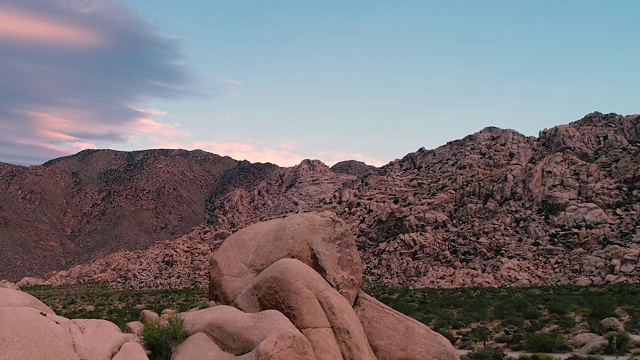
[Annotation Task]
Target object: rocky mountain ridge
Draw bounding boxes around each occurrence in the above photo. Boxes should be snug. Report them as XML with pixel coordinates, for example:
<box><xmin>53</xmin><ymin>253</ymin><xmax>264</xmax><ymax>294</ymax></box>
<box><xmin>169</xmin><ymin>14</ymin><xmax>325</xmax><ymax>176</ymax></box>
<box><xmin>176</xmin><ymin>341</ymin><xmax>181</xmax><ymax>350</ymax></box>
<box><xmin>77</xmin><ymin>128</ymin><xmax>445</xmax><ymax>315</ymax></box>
<box><xmin>6</xmin><ymin>112</ymin><xmax>640</xmax><ymax>288</ymax></box>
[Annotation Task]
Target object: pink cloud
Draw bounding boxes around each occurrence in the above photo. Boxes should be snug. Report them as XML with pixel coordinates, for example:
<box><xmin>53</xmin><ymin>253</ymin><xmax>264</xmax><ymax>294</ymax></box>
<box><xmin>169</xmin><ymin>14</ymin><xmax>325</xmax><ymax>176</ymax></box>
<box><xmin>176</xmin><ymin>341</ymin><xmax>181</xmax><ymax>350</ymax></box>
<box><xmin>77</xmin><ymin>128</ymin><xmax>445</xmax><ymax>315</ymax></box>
<box><xmin>131</xmin><ymin>118</ymin><xmax>190</xmax><ymax>137</ymax></box>
<box><xmin>0</xmin><ymin>4</ymin><xmax>106</xmax><ymax>47</ymax></box>
<box><xmin>192</xmin><ymin>141</ymin><xmax>305</xmax><ymax>166</ymax></box>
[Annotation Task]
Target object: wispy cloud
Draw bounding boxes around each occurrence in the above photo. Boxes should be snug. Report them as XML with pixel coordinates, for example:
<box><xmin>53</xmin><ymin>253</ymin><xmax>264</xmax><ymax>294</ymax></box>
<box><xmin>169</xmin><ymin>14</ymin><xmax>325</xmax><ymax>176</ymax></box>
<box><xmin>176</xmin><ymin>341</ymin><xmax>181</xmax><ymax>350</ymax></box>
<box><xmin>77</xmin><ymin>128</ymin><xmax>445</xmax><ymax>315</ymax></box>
<box><xmin>218</xmin><ymin>79</ymin><xmax>243</xmax><ymax>86</ymax></box>
<box><xmin>192</xmin><ymin>141</ymin><xmax>306</xmax><ymax>166</ymax></box>
<box><xmin>0</xmin><ymin>0</ymin><xmax>197</xmax><ymax>164</ymax></box>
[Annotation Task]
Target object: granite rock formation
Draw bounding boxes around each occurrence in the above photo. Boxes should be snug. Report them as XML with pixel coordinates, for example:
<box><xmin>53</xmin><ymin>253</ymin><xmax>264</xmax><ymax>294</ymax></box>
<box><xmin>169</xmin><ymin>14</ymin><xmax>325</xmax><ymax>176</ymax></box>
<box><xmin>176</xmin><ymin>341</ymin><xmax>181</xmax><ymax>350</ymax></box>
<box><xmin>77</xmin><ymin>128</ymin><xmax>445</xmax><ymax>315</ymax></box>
<box><xmin>6</xmin><ymin>112</ymin><xmax>640</xmax><ymax>289</ymax></box>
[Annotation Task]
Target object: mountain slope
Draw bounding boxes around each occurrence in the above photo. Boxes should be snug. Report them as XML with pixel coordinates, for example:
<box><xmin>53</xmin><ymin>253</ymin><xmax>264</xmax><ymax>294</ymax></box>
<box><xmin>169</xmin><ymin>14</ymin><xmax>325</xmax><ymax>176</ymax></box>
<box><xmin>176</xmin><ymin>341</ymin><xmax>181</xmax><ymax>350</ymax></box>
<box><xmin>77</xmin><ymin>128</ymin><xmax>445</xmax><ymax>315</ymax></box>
<box><xmin>0</xmin><ymin>149</ymin><xmax>239</xmax><ymax>280</ymax></box>
<box><xmin>5</xmin><ymin>112</ymin><xmax>640</xmax><ymax>289</ymax></box>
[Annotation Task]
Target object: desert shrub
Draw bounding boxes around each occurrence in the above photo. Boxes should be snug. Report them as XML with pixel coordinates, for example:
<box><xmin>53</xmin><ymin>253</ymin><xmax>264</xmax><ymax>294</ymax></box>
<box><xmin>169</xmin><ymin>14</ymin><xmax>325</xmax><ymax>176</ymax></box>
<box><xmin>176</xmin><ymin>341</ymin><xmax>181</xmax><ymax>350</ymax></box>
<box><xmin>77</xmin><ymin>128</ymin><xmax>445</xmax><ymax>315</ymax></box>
<box><xmin>141</xmin><ymin>316</ymin><xmax>190</xmax><ymax>360</ymax></box>
<box><xmin>604</xmin><ymin>331</ymin><xmax>633</xmax><ymax>355</ymax></box>
<box><xmin>501</xmin><ymin>316</ymin><xmax>525</xmax><ymax>328</ymax></box>
<box><xmin>525</xmin><ymin>332</ymin><xmax>571</xmax><ymax>353</ymax></box>
<box><xmin>462</xmin><ymin>346</ymin><xmax>507</xmax><ymax>360</ymax></box>
<box><xmin>470</xmin><ymin>326</ymin><xmax>491</xmax><ymax>345</ymax></box>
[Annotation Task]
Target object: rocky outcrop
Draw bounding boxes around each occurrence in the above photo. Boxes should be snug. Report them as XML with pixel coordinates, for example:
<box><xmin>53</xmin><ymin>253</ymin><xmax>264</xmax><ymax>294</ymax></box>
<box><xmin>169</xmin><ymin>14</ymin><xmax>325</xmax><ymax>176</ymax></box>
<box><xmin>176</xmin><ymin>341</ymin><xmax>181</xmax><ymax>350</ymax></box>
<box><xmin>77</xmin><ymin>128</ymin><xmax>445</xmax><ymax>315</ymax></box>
<box><xmin>208</xmin><ymin>212</ymin><xmax>458</xmax><ymax>360</ymax></box>
<box><xmin>179</xmin><ymin>307</ymin><xmax>315</xmax><ymax>359</ymax></box>
<box><xmin>9</xmin><ymin>112</ymin><xmax>640</xmax><ymax>289</ymax></box>
<box><xmin>0</xmin><ymin>288</ymin><xmax>146</xmax><ymax>360</ymax></box>
<box><xmin>0</xmin><ymin>288</ymin><xmax>55</xmax><ymax>314</ymax></box>
<box><xmin>209</xmin><ymin>212</ymin><xmax>363</xmax><ymax>304</ymax></box>
<box><xmin>17</xmin><ymin>225</ymin><xmax>222</xmax><ymax>289</ymax></box>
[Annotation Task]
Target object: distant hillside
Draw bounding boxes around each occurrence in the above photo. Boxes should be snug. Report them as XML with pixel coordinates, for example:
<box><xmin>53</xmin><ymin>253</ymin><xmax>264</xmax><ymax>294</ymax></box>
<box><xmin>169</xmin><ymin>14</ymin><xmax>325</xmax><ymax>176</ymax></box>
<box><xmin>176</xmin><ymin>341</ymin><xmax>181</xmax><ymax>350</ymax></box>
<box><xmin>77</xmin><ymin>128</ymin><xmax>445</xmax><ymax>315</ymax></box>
<box><xmin>5</xmin><ymin>112</ymin><xmax>640</xmax><ymax>289</ymax></box>
<box><xmin>0</xmin><ymin>149</ymin><xmax>239</xmax><ymax>280</ymax></box>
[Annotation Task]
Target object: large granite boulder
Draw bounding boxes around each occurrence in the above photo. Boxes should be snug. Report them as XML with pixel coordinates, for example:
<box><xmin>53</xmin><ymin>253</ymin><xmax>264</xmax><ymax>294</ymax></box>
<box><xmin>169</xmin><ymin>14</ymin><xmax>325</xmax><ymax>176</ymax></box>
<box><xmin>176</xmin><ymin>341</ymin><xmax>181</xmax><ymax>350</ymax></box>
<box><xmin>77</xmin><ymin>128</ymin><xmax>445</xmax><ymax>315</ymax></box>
<box><xmin>234</xmin><ymin>258</ymin><xmax>376</xmax><ymax>360</ymax></box>
<box><xmin>208</xmin><ymin>212</ymin><xmax>459</xmax><ymax>360</ymax></box>
<box><xmin>0</xmin><ymin>288</ymin><xmax>55</xmax><ymax>314</ymax></box>
<box><xmin>180</xmin><ymin>306</ymin><xmax>315</xmax><ymax>359</ymax></box>
<box><xmin>0</xmin><ymin>289</ymin><xmax>147</xmax><ymax>360</ymax></box>
<box><xmin>209</xmin><ymin>211</ymin><xmax>363</xmax><ymax>305</ymax></box>
<box><xmin>0</xmin><ymin>307</ymin><xmax>79</xmax><ymax>360</ymax></box>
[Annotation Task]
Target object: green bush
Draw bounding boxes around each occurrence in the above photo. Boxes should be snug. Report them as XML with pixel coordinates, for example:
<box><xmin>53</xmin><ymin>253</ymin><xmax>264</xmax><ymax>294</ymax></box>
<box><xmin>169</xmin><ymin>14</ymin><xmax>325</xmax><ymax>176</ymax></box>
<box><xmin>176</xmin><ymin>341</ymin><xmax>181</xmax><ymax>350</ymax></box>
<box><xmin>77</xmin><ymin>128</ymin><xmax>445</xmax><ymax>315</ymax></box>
<box><xmin>141</xmin><ymin>316</ymin><xmax>190</xmax><ymax>360</ymax></box>
<box><xmin>525</xmin><ymin>332</ymin><xmax>571</xmax><ymax>353</ymax></box>
<box><xmin>604</xmin><ymin>331</ymin><xmax>633</xmax><ymax>355</ymax></box>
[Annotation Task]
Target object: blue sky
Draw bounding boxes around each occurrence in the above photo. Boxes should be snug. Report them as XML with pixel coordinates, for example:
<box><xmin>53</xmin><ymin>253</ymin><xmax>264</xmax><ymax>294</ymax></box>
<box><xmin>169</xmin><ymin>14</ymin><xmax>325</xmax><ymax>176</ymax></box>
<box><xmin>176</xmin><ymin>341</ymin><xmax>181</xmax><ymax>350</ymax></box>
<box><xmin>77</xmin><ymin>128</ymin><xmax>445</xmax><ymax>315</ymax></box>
<box><xmin>1</xmin><ymin>1</ymin><xmax>638</xmax><ymax>166</ymax></box>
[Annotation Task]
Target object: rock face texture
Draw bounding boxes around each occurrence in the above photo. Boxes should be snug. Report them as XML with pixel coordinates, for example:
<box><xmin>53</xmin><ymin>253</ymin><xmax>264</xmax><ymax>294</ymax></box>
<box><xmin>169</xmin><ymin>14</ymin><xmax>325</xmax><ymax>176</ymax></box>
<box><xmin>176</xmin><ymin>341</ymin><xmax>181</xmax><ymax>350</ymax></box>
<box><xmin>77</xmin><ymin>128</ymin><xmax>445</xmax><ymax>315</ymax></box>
<box><xmin>207</xmin><ymin>112</ymin><xmax>640</xmax><ymax>288</ymax></box>
<box><xmin>209</xmin><ymin>212</ymin><xmax>363</xmax><ymax>304</ymax></box>
<box><xmin>207</xmin><ymin>212</ymin><xmax>458</xmax><ymax>360</ymax></box>
<box><xmin>5</xmin><ymin>112</ymin><xmax>640</xmax><ymax>289</ymax></box>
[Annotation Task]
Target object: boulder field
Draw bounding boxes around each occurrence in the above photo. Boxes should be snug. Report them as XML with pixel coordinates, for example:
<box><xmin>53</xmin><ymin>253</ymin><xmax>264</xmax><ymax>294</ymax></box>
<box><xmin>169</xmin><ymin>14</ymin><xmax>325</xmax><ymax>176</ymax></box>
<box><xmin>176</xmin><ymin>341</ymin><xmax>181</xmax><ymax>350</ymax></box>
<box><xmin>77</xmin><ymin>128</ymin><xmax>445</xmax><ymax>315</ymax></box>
<box><xmin>0</xmin><ymin>212</ymin><xmax>458</xmax><ymax>359</ymax></box>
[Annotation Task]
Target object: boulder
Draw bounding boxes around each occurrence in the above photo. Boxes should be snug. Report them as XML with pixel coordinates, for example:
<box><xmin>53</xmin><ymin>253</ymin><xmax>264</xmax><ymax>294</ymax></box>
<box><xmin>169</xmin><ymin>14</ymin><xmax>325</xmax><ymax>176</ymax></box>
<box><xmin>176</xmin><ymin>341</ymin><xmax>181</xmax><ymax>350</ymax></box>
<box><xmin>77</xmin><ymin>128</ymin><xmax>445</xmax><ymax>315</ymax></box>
<box><xmin>209</xmin><ymin>212</ymin><xmax>362</xmax><ymax>305</ymax></box>
<box><xmin>67</xmin><ymin>319</ymin><xmax>128</xmax><ymax>360</ymax></box>
<box><xmin>139</xmin><ymin>309</ymin><xmax>160</xmax><ymax>324</ymax></box>
<box><xmin>0</xmin><ymin>288</ymin><xmax>55</xmax><ymax>314</ymax></box>
<box><xmin>234</xmin><ymin>258</ymin><xmax>376</xmax><ymax>360</ymax></box>
<box><xmin>0</xmin><ymin>307</ymin><xmax>78</xmax><ymax>360</ymax></box>
<box><xmin>578</xmin><ymin>339</ymin><xmax>609</xmax><ymax>355</ymax></box>
<box><xmin>112</xmin><ymin>342</ymin><xmax>149</xmax><ymax>360</ymax></box>
<box><xmin>354</xmin><ymin>290</ymin><xmax>459</xmax><ymax>360</ymax></box>
<box><xmin>172</xmin><ymin>333</ymin><xmax>233</xmax><ymax>360</ymax></box>
<box><xmin>570</xmin><ymin>333</ymin><xmax>603</xmax><ymax>347</ymax></box>
<box><xmin>599</xmin><ymin>317</ymin><xmax>624</xmax><ymax>333</ymax></box>
<box><xmin>125</xmin><ymin>321</ymin><xmax>144</xmax><ymax>336</ymax></box>
<box><xmin>181</xmin><ymin>306</ymin><xmax>315</xmax><ymax>359</ymax></box>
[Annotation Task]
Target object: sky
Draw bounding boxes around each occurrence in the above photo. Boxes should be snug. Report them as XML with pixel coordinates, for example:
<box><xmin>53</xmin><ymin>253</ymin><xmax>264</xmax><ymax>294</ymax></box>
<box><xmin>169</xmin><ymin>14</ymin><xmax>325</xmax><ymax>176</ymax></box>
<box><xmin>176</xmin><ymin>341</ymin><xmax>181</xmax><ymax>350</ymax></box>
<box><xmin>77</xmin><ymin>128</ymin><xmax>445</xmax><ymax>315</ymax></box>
<box><xmin>1</xmin><ymin>1</ymin><xmax>638</xmax><ymax>166</ymax></box>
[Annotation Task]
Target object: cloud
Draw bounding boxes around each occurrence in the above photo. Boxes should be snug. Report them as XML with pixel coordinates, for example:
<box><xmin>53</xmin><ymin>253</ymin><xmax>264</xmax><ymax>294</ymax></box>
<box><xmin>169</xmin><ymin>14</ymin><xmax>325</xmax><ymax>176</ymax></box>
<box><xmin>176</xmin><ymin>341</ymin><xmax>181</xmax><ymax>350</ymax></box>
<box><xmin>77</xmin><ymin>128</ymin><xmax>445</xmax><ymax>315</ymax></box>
<box><xmin>218</xmin><ymin>79</ymin><xmax>243</xmax><ymax>86</ymax></box>
<box><xmin>145</xmin><ymin>137</ymin><xmax>387</xmax><ymax>168</ymax></box>
<box><xmin>192</xmin><ymin>141</ymin><xmax>306</xmax><ymax>167</ymax></box>
<box><xmin>0</xmin><ymin>0</ymin><xmax>197</xmax><ymax>164</ymax></box>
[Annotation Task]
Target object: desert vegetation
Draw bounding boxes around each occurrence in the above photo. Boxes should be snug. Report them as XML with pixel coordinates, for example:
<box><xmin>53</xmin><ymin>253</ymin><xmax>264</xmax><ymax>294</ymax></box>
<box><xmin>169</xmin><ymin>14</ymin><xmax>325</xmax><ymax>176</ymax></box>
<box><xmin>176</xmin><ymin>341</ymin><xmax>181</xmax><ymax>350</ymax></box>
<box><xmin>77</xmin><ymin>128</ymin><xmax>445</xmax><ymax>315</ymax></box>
<box><xmin>23</xmin><ymin>284</ymin><xmax>208</xmax><ymax>330</ymax></box>
<box><xmin>22</xmin><ymin>282</ymin><xmax>640</xmax><ymax>356</ymax></box>
<box><xmin>365</xmin><ymin>282</ymin><xmax>640</xmax><ymax>354</ymax></box>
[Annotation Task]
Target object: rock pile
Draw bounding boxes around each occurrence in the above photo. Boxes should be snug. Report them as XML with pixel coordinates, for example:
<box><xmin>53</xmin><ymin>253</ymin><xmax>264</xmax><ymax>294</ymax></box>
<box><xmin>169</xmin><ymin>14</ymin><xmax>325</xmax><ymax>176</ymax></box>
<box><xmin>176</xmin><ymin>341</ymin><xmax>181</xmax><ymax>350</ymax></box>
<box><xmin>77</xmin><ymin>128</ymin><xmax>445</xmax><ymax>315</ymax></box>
<box><xmin>208</xmin><ymin>112</ymin><xmax>640</xmax><ymax>288</ymax></box>
<box><xmin>205</xmin><ymin>212</ymin><xmax>458</xmax><ymax>359</ymax></box>
<box><xmin>0</xmin><ymin>287</ymin><xmax>146</xmax><ymax>360</ymax></box>
<box><xmin>2</xmin><ymin>213</ymin><xmax>459</xmax><ymax>359</ymax></box>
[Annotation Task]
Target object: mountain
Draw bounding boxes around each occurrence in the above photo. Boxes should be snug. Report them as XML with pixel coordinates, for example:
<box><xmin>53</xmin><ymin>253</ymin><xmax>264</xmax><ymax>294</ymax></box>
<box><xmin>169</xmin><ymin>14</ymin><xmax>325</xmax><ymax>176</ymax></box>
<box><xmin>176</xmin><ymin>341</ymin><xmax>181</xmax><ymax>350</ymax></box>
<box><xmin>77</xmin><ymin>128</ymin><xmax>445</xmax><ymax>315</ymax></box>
<box><xmin>5</xmin><ymin>112</ymin><xmax>640</xmax><ymax>289</ymax></box>
<box><xmin>0</xmin><ymin>149</ymin><xmax>239</xmax><ymax>280</ymax></box>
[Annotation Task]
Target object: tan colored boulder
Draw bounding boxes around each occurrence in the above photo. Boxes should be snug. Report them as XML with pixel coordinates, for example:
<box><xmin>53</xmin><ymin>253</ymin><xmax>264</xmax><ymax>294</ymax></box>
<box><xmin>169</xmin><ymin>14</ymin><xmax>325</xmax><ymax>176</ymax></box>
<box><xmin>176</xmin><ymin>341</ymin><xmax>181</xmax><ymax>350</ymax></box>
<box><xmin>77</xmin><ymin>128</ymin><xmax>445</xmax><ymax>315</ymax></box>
<box><xmin>599</xmin><ymin>317</ymin><xmax>624</xmax><ymax>333</ymax></box>
<box><xmin>172</xmin><ymin>333</ymin><xmax>234</xmax><ymax>360</ymax></box>
<box><xmin>354</xmin><ymin>290</ymin><xmax>459</xmax><ymax>360</ymax></box>
<box><xmin>234</xmin><ymin>258</ymin><xmax>376</xmax><ymax>360</ymax></box>
<box><xmin>125</xmin><ymin>320</ymin><xmax>145</xmax><ymax>336</ymax></box>
<box><xmin>68</xmin><ymin>319</ymin><xmax>128</xmax><ymax>360</ymax></box>
<box><xmin>0</xmin><ymin>288</ymin><xmax>55</xmax><ymax>314</ymax></box>
<box><xmin>181</xmin><ymin>306</ymin><xmax>315</xmax><ymax>359</ymax></box>
<box><xmin>0</xmin><ymin>307</ymin><xmax>78</xmax><ymax>360</ymax></box>
<box><xmin>209</xmin><ymin>212</ymin><xmax>362</xmax><ymax>305</ymax></box>
<box><xmin>140</xmin><ymin>309</ymin><xmax>160</xmax><ymax>324</ymax></box>
<box><xmin>570</xmin><ymin>333</ymin><xmax>603</xmax><ymax>347</ymax></box>
<box><xmin>112</xmin><ymin>342</ymin><xmax>149</xmax><ymax>360</ymax></box>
